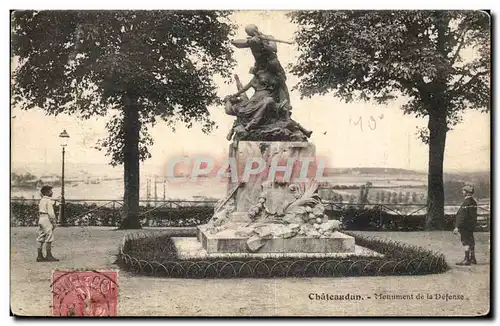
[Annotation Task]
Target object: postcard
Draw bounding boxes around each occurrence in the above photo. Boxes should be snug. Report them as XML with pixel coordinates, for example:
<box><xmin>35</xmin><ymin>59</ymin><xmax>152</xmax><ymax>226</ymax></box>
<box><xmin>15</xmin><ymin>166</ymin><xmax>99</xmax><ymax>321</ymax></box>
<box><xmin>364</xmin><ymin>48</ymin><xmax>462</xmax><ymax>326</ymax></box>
<box><xmin>10</xmin><ymin>9</ymin><xmax>491</xmax><ymax>317</ymax></box>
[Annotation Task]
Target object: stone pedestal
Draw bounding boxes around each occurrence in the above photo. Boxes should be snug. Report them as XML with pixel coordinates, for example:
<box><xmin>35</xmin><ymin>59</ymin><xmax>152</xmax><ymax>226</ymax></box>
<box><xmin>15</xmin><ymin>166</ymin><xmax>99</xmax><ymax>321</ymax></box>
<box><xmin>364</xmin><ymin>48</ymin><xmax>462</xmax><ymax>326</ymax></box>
<box><xmin>227</xmin><ymin>141</ymin><xmax>317</xmax><ymax>223</ymax></box>
<box><xmin>198</xmin><ymin>225</ymin><xmax>355</xmax><ymax>254</ymax></box>
<box><xmin>198</xmin><ymin>141</ymin><xmax>355</xmax><ymax>255</ymax></box>
<box><xmin>175</xmin><ymin>237</ymin><xmax>381</xmax><ymax>259</ymax></box>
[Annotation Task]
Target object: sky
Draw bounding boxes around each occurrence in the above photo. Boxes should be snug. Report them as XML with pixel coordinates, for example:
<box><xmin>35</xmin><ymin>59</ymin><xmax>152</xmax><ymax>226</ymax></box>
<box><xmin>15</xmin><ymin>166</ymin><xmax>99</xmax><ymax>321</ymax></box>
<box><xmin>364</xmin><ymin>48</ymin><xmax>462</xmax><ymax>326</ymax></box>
<box><xmin>10</xmin><ymin>11</ymin><xmax>491</xmax><ymax>176</ymax></box>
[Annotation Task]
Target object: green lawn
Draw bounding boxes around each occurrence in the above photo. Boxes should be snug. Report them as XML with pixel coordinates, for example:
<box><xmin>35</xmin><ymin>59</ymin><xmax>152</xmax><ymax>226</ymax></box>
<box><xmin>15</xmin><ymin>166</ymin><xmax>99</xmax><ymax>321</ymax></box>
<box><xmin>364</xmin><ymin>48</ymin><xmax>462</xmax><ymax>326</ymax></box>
<box><xmin>10</xmin><ymin>227</ymin><xmax>490</xmax><ymax>316</ymax></box>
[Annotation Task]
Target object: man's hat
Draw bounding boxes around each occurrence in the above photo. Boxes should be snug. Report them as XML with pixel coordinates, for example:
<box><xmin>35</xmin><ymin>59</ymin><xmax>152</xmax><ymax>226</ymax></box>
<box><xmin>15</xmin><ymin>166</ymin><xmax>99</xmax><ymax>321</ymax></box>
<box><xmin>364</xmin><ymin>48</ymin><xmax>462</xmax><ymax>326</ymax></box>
<box><xmin>40</xmin><ymin>185</ymin><xmax>53</xmax><ymax>196</ymax></box>
<box><xmin>463</xmin><ymin>185</ymin><xmax>474</xmax><ymax>194</ymax></box>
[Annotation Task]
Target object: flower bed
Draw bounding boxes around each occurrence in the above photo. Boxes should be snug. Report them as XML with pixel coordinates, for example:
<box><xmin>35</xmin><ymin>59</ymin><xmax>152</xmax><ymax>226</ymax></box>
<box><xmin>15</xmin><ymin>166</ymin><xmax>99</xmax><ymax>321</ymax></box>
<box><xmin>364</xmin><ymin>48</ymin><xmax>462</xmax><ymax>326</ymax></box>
<box><xmin>118</xmin><ymin>230</ymin><xmax>449</xmax><ymax>278</ymax></box>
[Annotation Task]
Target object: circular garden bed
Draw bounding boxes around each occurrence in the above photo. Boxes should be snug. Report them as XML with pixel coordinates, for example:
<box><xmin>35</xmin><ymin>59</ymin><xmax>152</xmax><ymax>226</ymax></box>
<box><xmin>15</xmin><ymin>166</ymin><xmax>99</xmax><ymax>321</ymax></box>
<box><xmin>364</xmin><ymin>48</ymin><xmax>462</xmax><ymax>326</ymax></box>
<box><xmin>118</xmin><ymin>229</ymin><xmax>449</xmax><ymax>278</ymax></box>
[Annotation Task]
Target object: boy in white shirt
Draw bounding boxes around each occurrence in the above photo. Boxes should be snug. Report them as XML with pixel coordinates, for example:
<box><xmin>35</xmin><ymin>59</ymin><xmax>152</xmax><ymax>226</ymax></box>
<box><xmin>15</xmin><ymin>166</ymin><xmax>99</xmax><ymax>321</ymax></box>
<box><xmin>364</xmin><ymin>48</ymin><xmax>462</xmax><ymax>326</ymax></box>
<box><xmin>37</xmin><ymin>185</ymin><xmax>59</xmax><ymax>262</ymax></box>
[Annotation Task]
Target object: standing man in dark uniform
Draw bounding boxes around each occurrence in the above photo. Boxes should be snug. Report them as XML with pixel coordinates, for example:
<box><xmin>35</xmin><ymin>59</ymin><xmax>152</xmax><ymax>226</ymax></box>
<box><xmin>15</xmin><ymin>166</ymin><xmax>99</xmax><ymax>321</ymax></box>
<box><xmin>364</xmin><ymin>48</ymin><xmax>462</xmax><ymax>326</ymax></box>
<box><xmin>453</xmin><ymin>185</ymin><xmax>478</xmax><ymax>266</ymax></box>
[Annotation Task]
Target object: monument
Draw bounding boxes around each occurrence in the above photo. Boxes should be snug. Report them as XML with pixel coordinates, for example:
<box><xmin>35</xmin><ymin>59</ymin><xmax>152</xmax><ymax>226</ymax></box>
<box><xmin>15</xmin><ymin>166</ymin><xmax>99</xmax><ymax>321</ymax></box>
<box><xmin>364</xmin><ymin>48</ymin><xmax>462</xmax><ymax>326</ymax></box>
<box><xmin>195</xmin><ymin>25</ymin><xmax>355</xmax><ymax>255</ymax></box>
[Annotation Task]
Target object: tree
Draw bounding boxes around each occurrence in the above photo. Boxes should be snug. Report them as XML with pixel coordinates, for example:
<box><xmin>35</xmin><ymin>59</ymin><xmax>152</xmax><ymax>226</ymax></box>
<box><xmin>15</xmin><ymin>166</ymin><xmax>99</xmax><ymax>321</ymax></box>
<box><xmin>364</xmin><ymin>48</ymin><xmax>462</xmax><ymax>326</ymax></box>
<box><xmin>290</xmin><ymin>10</ymin><xmax>490</xmax><ymax>229</ymax></box>
<box><xmin>11</xmin><ymin>10</ymin><xmax>235</xmax><ymax>228</ymax></box>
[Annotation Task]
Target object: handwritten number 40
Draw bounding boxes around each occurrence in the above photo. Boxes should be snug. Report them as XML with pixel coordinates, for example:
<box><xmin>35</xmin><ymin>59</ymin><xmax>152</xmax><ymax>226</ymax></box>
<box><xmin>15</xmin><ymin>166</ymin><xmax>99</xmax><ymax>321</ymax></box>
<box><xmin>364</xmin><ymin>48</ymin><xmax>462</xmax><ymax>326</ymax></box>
<box><xmin>349</xmin><ymin>115</ymin><xmax>384</xmax><ymax>131</ymax></box>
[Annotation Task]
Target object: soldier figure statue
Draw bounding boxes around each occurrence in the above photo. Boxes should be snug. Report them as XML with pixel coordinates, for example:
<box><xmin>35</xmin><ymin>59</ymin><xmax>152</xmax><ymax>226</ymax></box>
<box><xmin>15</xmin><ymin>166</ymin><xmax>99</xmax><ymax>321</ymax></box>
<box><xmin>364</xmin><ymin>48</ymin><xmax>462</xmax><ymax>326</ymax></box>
<box><xmin>225</xmin><ymin>24</ymin><xmax>311</xmax><ymax>142</ymax></box>
<box><xmin>231</xmin><ymin>24</ymin><xmax>291</xmax><ymax>110</ymax></box>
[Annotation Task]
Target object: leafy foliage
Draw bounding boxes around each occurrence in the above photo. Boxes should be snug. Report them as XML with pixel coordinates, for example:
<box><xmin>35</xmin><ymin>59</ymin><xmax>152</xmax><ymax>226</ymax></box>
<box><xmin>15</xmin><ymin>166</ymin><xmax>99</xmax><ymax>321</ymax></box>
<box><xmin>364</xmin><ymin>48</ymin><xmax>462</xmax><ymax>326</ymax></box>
<box><xmin>289</xmin><ymin>10</ymin><xmax>490</xmax><ymax>130</ymax></box>
<box><xmin>289</xmin><ymin>10</ymin><xmax>490</xmax><ymax>229</ymax></box>
<box><xmin>11</xmin><ymin>10</ymin><xmax>236</xmax><ymax>164</ymax></box>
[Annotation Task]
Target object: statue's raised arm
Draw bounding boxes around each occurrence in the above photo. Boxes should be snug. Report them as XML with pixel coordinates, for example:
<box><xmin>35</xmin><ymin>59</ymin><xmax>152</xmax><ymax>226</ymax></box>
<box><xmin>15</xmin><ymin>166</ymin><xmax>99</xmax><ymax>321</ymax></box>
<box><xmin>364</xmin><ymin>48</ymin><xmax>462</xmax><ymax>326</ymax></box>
<box><xmin>231</xmin><ymin>29</ymin><xmax>277</xmax><ymax>52</ymax></box>
<box><xmin>231</xmin><ymin>39</ymin><xmax>251</xmax><ymax>49</ymax></box>
<box><xmin>231</xmin><ymin>25</ymin><xmax>293</xmax><ymax>49</ymax></box>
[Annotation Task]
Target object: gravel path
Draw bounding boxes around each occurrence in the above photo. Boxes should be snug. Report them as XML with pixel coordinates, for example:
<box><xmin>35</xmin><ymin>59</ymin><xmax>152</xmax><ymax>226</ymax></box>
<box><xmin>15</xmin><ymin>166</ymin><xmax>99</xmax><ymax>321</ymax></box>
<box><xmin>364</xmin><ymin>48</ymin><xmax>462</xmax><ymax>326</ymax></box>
<box><xmin>10</xmin><ymin>227</ymin><xmax>490</xmax><ymax>316</ymax></box>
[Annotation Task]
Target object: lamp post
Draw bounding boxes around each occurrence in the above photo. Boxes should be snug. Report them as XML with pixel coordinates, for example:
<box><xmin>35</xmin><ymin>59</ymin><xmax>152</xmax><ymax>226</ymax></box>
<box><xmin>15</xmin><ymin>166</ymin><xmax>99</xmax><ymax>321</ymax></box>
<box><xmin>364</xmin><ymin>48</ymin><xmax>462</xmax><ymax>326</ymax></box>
<box><xmin>59</xmin><ymin>130</ymin><xmax>70</xmax><ymax>226</ymax></box>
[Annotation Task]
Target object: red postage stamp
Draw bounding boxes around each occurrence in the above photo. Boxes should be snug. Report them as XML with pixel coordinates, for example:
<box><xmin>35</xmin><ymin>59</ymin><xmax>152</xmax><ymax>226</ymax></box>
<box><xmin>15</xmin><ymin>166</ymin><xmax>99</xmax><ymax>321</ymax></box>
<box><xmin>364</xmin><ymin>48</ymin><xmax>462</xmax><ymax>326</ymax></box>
<box><xmin>51</xmin><ymin>270</ymin><xmax>118</xmax><ymax>316</ymax></box>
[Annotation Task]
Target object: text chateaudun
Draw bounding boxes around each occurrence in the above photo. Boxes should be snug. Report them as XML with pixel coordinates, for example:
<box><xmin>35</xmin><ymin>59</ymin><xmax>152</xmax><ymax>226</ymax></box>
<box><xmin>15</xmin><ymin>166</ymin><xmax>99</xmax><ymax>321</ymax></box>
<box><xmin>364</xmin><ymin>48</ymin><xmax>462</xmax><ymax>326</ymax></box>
<box><xmin>309</xmin><ymin>293</ymin><xmax>363</xmax><ymax>301</ymax></box>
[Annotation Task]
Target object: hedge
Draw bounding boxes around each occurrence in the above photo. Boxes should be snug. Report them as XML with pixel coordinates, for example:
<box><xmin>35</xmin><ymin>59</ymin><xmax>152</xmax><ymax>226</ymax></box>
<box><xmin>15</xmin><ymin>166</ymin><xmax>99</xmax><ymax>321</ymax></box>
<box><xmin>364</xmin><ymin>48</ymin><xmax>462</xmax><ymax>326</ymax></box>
<box><xmin>328</xmin><ymin>206</ymin><xmax>489</xmax><ymax>232</ymax></box>
<box><xmin>10</xmin><ymin>201</ymin><xmax>488</xmax><ymax>231</ymax></box>
<box><xmin>10</xmin><ymin>202</ymin><xmax>212</xmax><ymax>227</ymax></box>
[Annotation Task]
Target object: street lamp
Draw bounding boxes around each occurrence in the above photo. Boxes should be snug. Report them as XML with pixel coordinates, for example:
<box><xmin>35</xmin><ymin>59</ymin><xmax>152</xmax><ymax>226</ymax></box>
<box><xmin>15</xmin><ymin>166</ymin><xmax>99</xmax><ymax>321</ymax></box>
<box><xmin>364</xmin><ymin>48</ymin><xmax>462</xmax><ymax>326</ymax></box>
<box><xmin>59</xmin><ymin>130</ymin><xmax>70</xmax><ymax>227</ymax></box>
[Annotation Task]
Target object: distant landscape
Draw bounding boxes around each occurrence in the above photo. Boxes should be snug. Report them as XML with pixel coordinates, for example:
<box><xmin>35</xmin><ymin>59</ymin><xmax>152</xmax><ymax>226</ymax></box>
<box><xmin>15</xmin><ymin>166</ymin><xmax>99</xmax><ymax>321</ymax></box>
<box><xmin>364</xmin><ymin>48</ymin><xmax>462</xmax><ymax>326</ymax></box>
<box><xmin>321</xmin><ymin>168</ymin><xmax>489</xmax><ymax>205</ymax></box>
<box><xmin>11</xmin><ymin>162</ymin><xmax>490</xmax><ymax>205</ymax></box>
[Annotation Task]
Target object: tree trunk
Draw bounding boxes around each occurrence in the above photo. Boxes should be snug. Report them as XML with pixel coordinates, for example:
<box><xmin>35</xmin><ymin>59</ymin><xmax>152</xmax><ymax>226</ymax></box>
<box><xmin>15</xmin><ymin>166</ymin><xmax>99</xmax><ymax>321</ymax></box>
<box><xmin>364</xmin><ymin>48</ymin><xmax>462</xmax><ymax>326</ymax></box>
<box><xmin>119</xmin><ymin>94</ymin><xmax>142</xmax><ymax>229</ymax></box>
<box><xmin>426</xmin><ymin>110</ymin><xmax>447</xmax><ymax>230</ymax></box>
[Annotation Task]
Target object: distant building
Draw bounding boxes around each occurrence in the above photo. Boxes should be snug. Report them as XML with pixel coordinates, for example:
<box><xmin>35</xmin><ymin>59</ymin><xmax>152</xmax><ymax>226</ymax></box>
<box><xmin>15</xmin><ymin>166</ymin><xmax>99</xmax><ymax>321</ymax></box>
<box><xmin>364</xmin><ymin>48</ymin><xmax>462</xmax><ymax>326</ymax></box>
<box><xmin>39</xmin><ymin>174</ymin><xmax>61</xmax><ymax>185</ymax></box>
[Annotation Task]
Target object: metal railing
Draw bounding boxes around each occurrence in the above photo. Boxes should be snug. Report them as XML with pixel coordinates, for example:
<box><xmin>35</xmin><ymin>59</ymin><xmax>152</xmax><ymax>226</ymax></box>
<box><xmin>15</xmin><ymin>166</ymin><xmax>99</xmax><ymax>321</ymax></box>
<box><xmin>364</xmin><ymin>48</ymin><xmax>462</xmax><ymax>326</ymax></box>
<box><xmin>10</xmin><ymin>198</ymin><xmax>490</xmax><ymax>230</ymax></box>
<box><xmin>10</xmin><ymin>198</ymin><xmax>218</xmax><ymax>206</ymax></box>
<box><xmin>321</xmin><ymin>202</ymin><xmax>490</xmax><ymax>231</ymax></box>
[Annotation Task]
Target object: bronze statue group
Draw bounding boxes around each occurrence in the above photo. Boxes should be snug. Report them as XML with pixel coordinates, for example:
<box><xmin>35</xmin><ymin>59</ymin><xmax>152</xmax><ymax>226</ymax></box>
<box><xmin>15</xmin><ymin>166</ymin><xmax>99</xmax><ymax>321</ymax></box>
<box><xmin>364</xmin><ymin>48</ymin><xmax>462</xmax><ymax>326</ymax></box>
<box><xmin>224</xmin><ymin>24</ymin><xmax>311</xmax><ymax>142</ymax></box>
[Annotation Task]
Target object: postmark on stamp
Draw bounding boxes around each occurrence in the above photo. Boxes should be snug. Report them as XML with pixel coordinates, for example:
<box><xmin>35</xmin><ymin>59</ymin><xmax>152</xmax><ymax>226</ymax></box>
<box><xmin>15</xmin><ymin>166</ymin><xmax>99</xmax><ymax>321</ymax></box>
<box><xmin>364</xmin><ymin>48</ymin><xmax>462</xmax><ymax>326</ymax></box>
<box><xmin>51</xmin><ymin>270</ymin><xmax>118</xmax><ymax>316</ymax></box>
